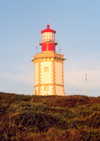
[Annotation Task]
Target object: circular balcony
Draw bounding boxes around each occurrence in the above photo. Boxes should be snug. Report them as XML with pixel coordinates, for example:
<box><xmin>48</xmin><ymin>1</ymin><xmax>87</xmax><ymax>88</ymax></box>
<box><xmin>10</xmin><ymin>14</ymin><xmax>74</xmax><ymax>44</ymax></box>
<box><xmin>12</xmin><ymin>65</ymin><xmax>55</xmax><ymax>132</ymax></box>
<box><xmin>39</xmin><ymin>39</ymin><xmax>58</xmax><ymax>45</ymax></box>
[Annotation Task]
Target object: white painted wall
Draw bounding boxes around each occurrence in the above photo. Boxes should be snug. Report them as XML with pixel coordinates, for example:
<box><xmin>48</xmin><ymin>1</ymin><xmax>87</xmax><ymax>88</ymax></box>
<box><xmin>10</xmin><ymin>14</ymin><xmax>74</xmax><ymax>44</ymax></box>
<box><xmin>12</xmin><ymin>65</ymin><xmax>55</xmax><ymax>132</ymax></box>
<box><xmin>34</xmin><ymin>63</ymin><xmax>39</xmax><ymax>85</ymax></box>
<box><xmin>55</xmin><ymin>62</ymin><xmax>63</xmax><ymax>84</ymax></box>
<box><xmin>34</xmin><ymin>86</ymin><xmax>39</xmax><ymax>95</ymax></box>
<box><xmin>34</xmin><ymin>59</ymin><xmax>65</xmax><ymax>96</ymax></box>
<box><xmin>40</xmin><ymin>61</ymin><xmax>53</xmax><ymax>84</ymax></box>
<box><xmin>55</xmin><ymin>85</ymin><xmax>64</xmax><ymax>96</ymax></box>
<box><xmin>40</xmin><ymin>85</ymin><xmax>53</xmax><ymax>95</ymax></box>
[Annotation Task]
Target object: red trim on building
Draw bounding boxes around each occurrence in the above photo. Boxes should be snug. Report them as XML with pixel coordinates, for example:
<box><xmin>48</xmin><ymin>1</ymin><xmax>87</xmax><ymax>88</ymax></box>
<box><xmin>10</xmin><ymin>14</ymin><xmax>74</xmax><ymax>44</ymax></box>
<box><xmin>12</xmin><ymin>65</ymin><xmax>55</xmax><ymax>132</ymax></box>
<box><xmin>41</xmin><ymin>25</ymin><xmax>56</xmax><ymax>33</ymax></box>
<box><xmin>42</xmin><ymin>43</ymin><xmax>55</xmax><ymax>51</ymax></box>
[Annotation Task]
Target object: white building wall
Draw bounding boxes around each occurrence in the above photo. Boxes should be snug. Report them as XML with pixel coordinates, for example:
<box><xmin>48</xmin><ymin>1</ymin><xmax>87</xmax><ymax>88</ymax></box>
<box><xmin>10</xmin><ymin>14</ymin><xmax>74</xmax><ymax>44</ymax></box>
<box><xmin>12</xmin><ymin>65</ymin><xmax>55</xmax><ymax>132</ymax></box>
<box><xmin>34</xmin><ymin>86</ymin><xmax>39</xmax><ymax>95</ymax></box>
<box><xmin>33</xmin><ymin>57</ymin><xmax>65</xmax><ymax>96</ymax></box>
<box><xmin>40</xmin><ymin>61</ymin><xmax>53</xmax><ymax>84</ymax></box>
<box><xmin>34</xmin><ymin>62</ymin><xmax>39</xmax><ymax>85</ymax></box>
<box><xmin>55</xmin><ymin>85</ymin><xmax>64</xmax><ymax>96</ymax></box>
<box><xmin>55</xmin><ymin>62</ymin><xmax>63</xmax><ymax>85</ymax></box>
<box><xmin>40</xmin><ymin>85</ymin><xmax>53</xmax><ymax>95</ymax></box>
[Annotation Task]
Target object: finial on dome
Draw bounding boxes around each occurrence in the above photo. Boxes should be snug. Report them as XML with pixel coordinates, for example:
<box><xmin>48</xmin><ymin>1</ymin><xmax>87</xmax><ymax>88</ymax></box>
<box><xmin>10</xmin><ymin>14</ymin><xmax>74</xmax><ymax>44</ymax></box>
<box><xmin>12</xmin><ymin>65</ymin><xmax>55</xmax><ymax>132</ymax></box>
<box><xmin>47</xmin><ymin>19</ymin><xmax>50</xmax><ymax>28</ymax></box>
<box><xmin>47</xmin><ymin>24</ymin><xmax>50</xmax><ymax>29</ymax></box>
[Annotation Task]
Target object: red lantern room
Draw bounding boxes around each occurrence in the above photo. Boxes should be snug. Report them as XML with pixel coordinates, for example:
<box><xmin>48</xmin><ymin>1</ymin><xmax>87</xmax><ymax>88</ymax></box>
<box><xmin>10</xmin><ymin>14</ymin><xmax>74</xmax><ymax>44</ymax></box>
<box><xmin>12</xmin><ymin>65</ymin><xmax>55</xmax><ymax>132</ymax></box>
<box><xmin>39</xmin><ymin>25</ymin><xmax>58</xmax><ymax>52</ymax></box>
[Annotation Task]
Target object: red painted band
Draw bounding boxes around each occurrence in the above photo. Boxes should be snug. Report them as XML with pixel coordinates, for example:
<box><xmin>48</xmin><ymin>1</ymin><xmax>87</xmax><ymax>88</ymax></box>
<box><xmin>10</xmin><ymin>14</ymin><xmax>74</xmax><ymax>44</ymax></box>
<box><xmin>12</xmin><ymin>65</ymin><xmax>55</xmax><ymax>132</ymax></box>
<box><xmin>42</xmin><ymin>43</ymin><xmax>55</xmax><ymax>51</ymax></box>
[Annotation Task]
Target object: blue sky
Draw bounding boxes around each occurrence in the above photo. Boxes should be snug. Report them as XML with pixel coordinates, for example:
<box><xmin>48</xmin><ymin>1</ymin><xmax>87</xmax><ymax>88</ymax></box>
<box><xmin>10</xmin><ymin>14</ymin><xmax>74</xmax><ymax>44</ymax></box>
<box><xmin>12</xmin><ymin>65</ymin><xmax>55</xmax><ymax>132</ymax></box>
<box><xmin>0</xmin><ymin>0</ymin><xmax>100</xmax><ymax>96</ymax></box>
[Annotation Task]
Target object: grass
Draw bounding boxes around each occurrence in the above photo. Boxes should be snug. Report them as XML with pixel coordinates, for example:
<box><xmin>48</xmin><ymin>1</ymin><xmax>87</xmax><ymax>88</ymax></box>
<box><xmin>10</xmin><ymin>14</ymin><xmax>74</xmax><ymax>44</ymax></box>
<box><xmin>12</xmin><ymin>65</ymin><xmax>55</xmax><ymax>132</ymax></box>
<box><xmin>0</xmin><ymin>92</ymin><xmax>100</xmax><ymax>141</ymax></box>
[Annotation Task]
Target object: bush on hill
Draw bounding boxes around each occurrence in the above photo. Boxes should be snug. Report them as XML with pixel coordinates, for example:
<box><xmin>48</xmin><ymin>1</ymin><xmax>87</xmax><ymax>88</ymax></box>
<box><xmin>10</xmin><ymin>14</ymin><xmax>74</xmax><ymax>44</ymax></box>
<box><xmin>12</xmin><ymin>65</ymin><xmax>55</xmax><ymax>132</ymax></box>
<box><xmin>0</xmin><ymin>92</ymin><xmax>100</xmax><ymax>141</ymax></box>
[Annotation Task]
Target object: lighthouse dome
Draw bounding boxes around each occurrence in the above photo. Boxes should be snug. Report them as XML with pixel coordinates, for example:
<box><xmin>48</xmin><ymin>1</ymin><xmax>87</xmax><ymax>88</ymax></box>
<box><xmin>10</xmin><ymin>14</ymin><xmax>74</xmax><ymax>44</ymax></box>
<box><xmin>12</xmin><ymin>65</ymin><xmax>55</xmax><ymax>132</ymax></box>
<box><xmin>41</xmin><ymin>25</ymin><xmax>56</xmax><ymax>33</ymax></box>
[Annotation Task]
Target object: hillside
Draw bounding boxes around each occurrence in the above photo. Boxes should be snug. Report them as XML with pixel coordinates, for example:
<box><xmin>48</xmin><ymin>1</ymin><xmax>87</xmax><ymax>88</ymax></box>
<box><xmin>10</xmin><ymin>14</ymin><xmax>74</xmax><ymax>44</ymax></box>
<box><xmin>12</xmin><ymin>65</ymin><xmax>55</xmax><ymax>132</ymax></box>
<box><xmin>0</xmin><ymin>92</ymin><xmax>100</xmax><ymax>141</ymax></box>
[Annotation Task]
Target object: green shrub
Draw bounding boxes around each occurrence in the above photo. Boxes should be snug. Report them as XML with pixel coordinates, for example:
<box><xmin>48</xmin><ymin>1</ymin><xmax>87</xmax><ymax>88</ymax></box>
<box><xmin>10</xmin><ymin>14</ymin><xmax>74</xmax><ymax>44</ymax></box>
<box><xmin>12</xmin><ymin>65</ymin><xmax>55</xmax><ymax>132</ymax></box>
<box><xmin>0</xmin><ymin>92</ymin><xmax>100</xmax><ymax>141</ymax></box>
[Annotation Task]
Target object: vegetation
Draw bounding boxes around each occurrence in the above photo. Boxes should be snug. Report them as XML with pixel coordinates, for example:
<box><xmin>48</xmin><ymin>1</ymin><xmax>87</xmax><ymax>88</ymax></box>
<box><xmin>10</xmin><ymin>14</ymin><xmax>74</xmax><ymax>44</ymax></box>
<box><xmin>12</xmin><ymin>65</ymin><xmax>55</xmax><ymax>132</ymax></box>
<box><xmin>0</xmin><ymin>92</ymin><xmax>100</xmax><ymax>141</ymax></box>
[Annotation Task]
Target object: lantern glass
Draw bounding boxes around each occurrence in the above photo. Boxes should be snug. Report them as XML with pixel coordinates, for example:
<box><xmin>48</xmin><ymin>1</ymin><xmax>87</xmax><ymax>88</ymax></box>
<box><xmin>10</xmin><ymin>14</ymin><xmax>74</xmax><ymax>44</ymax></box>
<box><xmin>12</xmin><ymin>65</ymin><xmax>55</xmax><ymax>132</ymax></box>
<box><xmin>42</xmin><ymin>32</ymin><xmax>55</xmax><ymax>42</ymax></box>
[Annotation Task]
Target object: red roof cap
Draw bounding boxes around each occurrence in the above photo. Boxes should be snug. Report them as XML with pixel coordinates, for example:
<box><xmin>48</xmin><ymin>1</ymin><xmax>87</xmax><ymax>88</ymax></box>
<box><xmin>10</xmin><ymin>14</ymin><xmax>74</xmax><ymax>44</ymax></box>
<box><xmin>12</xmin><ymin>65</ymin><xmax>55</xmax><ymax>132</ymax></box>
<box><xmin>41</xmin><ymin>25</ymin><xmax>56</xmax><ymax>33</ymax></box>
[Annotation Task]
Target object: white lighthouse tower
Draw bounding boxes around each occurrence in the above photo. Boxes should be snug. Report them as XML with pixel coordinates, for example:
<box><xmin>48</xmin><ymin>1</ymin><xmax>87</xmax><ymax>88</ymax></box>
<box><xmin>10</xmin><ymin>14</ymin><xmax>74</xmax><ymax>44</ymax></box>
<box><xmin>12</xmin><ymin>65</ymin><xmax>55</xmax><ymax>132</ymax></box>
<box><xmin>32</xmin><ymin>24</ymin><xmax>66</xmax><ymax>96</ymax></box>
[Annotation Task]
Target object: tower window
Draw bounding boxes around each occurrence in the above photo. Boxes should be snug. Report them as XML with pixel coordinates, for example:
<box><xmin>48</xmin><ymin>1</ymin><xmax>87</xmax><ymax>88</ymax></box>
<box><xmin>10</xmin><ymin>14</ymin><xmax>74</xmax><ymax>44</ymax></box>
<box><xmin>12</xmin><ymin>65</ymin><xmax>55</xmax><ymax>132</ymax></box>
<box><xmin>44</xmin><ymin>67</ymin><xmax>49</xmax><ymax>72</ymax></box>
<box><xmin>44</xmin><ymin>85</ymin><xmax>49</xmax><ymax>91</ymax></box>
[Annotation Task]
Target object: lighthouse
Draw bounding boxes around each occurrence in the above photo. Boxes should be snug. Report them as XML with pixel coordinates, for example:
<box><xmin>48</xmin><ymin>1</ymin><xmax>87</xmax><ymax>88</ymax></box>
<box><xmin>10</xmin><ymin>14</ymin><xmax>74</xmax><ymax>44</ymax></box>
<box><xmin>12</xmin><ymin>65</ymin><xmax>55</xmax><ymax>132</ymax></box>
<box><xmin>32</xmin><ymin>25</ymin><xmax>66</xmax><ymax>96</ymax></box>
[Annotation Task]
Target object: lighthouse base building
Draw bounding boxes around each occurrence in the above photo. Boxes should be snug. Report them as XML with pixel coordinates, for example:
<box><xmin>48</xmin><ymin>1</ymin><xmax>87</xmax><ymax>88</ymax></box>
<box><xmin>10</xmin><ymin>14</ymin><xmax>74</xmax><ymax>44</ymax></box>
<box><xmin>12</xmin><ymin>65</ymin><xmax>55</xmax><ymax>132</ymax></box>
<box><xmin>32</xmin><ymin>25</ymin><xmax>66</xmax><ymax>96</ymax></box>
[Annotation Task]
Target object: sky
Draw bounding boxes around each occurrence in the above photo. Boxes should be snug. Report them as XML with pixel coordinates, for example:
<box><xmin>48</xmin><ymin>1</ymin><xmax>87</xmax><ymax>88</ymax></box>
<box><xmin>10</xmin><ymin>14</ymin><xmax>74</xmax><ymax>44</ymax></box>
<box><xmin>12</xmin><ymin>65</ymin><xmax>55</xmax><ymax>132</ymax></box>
<box><xmin>0</xmin><ymin>0</ymin><xmax>100</xmax><ymax>97</ymax></box>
